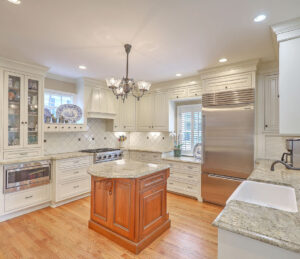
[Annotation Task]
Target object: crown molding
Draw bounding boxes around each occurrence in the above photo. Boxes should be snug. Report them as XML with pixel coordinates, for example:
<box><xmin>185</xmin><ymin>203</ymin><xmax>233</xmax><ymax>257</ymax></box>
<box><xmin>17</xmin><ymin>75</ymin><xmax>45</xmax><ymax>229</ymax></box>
<box><xmin>0</xmin><ymin>56</ymin><xmax>49</xmax><ymax>76</ymax></box>
<box><xmin>257</xmin><ymin>61</ymin><xmax>279</xmax><ymax>75</ymax></box>
<box><xmin>77</xmin><ymin>77</ymin><xmax>107</xmax><ymax>89</ymax></box>
<box><xmin>272</xmin><ymin>17</ymin><xmax>300</xmax><ymax>42</ymax></box>
<box><xmin>199</xmin><ymin>59</ymin><xmax>259</xmax><ymax>80</ymax></box>
<box><xmin>46</xmin><ymin>73</ymin><xmax>76</xmax><ymax>84</ymax></box>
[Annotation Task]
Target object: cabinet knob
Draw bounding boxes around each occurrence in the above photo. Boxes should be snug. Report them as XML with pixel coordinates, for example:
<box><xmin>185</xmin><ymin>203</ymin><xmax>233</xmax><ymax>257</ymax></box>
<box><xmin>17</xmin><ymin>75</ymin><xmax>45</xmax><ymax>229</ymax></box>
<box><xmin>195</xmin><ymin>93</ymin><xmax>198</xmax><ymax>96</ymax></box>
<box><xmin>24</xmin><ymin>122</ymin><xmax>27</xmax><ymax>125</ymax></box>
<box><xmin>55</xmin><ymin>126</ymin><xmax>57</xmax><ymax>129</ymax></box>
<box><xmin>21</xmin><ymin>122</ymin><xmax>24</xmax><ymax>125</ymax></box>
<box><xmin>176</xmin><ymin>96</ymin><xmax>179</xmax><ymax>98</ymax></box>
<box><xmin>225</xmin><ymin>86</ymin><xmax>228</xmax><ymax>89</ymax></box>
<box><xmin>265</xmin><ymin>125</ymin><xmax>268</xmax><ymax>128</ymax></box>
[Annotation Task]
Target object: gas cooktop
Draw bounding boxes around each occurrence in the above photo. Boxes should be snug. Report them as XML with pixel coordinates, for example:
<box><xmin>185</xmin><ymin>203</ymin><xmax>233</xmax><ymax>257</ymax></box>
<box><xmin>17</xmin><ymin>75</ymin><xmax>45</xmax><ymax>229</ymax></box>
<box><xmin>81</xmin><ymin>148</ymin><xmax>123</xmax><ymax>163</ymax></box>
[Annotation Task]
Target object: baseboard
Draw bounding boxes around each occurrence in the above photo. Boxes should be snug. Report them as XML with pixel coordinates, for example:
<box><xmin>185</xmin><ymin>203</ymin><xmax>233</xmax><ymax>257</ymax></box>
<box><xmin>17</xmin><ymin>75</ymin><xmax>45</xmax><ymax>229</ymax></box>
<box><xmin>51</xmin><ymin>192</ymin><xmax>91</xmax><ymax>208</ymax></box>
<box><xmin>89</xmin><ymin>219</ymin><xmax>171</xmax><ymax>254</ymax></box>
<box><xmin>0</xmin><ymin>202</ymin><xmax>51</xmax><ymax>222</ymax></box>
<box><xmin>167</xmin><ymin>190</ymin><xmax>202</xmax><ymax>201</ymax></box>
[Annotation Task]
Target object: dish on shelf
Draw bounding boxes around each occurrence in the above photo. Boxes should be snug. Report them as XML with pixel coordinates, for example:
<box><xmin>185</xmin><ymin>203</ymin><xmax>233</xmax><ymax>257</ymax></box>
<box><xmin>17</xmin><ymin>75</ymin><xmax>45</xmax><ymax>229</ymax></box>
<box><xmin>193</xmin><ymin>143</ymin><xmax>202</xmax><ymax>160</ymax></box>
<box><xmin>8</xmin><ymin>89</ymin><xmax>17</xmax><ymax>101</ymax></box>
<box><xmin>44</xmin><ymin>108</ymin><xmax>51</xmax><ymax>121</ymax></box>
<box><xmin>56</xmin><ymin>104</ymin><xmax>82</xmax><ymax>122</ymax></box>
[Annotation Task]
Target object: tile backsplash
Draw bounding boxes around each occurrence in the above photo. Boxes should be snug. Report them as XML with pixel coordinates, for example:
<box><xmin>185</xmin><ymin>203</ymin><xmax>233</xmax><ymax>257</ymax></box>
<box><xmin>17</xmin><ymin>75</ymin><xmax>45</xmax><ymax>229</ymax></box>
<box><xmin>44</xmin><ymin>119</ymin><xmax>174</xmax><ymax>155</ymax></box>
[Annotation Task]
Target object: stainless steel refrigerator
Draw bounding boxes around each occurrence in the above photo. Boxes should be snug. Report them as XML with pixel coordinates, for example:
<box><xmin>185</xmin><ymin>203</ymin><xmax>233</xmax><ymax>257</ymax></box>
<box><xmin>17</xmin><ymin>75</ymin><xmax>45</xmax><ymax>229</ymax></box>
<box><xmin>201</xmin><ymin>88</ymin><xmax>255</xmax><ymax>206</ymax></box>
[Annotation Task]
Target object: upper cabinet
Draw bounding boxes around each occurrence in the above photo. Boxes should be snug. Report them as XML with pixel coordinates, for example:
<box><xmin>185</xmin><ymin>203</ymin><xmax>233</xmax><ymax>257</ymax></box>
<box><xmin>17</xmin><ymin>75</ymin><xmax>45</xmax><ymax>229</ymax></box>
<box><xmin>4</xmin><ymin>72</ymin><xmax>43</xmax><ymax>150</ymax></box>
<box><xmin>137</xmin><ymin>92</ymin><xmax>174</xmax><ymax>132</ymax></box>
<box><xmin>272</xmin><ymin>18</ymin><xmax>300</xmax><ymax>135</ymax></box>
<box><xmin>0</xmin><ymin>57</ymin><xmax>48</xmax><ymax>160</ymax></box>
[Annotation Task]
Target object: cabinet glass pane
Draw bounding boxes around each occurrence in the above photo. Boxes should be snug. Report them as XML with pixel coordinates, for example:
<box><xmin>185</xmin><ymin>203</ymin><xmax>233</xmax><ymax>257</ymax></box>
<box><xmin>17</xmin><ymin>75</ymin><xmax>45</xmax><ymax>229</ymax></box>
<box><xmin>27</xmin><ymin>79</ymin><xmax>39</xmax><ymax>145</ymax></box>
<box><xmin>8</xmin><ymin>75</ymin><xmax>21</xmax><ymax>146</ymax></box>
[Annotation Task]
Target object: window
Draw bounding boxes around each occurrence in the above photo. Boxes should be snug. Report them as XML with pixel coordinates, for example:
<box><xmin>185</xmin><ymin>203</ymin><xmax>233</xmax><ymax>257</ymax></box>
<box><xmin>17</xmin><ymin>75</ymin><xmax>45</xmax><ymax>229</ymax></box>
<box><xmin>44</xmin><ymin>90</ymin><xmax>75</xmax><ymax>117</ymax></box>
<box><xmin>177</xmin><ymin>104</ymin><xmax>202</xmax><ymax>156</ymax></box>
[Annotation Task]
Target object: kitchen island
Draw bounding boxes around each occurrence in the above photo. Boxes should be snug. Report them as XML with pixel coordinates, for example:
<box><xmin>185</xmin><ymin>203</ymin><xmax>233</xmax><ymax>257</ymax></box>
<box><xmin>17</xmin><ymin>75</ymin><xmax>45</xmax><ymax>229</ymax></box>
<box><xmin>87</xmin><ymin>159</ymin><xmax>171</xmax><ymax>254</ymax></box>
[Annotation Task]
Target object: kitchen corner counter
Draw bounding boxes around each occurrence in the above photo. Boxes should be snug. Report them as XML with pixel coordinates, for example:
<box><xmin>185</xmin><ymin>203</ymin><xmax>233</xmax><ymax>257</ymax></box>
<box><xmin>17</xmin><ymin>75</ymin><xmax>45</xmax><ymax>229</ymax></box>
<box><xmin>88</xmin><ymin>159</ymin><xmax>170</xmax><ymax>178</ymax></box>
<box><xmin>50</xmin><ymin>151</ymin><xmax>93</xmax><ymax>160</ymax></box>
<box><xmin>124</xmin><ymin>148</ymin><xmax>173</xmax><ymax>153</ymax></box>
<box><xmin>213</xmin><ymin>159</ymin><xmax>300</xmax><ymax>253</ymax></box>
<box><xmin>161</xmin><ymin>154</ymin><xmax>201</xmax><ymax>164</ymax></box>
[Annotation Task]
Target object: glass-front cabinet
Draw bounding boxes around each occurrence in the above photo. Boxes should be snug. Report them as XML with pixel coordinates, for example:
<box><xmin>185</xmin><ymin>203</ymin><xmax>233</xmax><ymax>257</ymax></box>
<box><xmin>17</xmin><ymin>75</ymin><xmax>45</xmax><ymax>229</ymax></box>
<box><xmin>4</xmin><ymin>71</ymin><xmax>42</xmax><ymax>149</ymax></box>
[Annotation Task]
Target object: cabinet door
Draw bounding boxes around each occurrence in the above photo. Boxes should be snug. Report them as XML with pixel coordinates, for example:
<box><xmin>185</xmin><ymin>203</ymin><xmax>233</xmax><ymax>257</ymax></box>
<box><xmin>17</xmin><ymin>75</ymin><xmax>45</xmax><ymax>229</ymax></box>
<box><xmin>119</xmin><ymin>95</ymin><xmax>136</xmax><ymax>131</ymax></box>
<box><xmin>153</xmin><ymin>93</ymin><xmax>169</xmax><ymax>131</ymax></box>
<box><xmin>4</xmin><ymin>72</ymin><xmax>25</xmax><ymax>149</ymax></box>
<box><xmin>91</xmin><ymin>178</ymin><xmax>111</xmax><ymax>228</ymax></box>
<box><xmin>89</xmin><ymin>88</ymin><xmax>107</xmax><ymax>113</ymax></box>
<box><xmin>25</xmin><ymin>76</ymin><xmax>43</xmax><ymax>147</ymax></box>
<box><xmin>139</xmin><ymin>183</ymin><xmax>167</xmax><ymax>239</ymax></box>
<box><xmin>106</xmin><ymin>90</ymin><xmax>117</xmax><ymax>114</ymax></box>
<box><xmin>136</xmin><ymin>94</ymin><xmax>154</xmax><ymax>131</ymax></box>
<box><xmin>110</xmin><ymin>179</ymin><xmax>135</xmax><ymax>240</ymax></box>
<box><xmin>264</xmin><ymin>75</ymin><xmax>279</xmax><ymax>133</ymax></box>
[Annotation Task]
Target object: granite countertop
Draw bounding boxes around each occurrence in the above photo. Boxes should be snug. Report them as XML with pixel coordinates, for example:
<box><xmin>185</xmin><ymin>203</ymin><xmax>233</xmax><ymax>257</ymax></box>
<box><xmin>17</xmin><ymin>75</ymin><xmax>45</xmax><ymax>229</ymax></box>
<box><xmin>88</xmin><ymin>159</ymin><xmax>170</xmax><ymax>178</ymax></box>
<box><xmin>0</xmin><ymin>152</ymin><xmax>93</xmax><ymax>165</ymax></box>
<box><xmin>124</xmin><ymin>148</ymin><xmax>173</xmax><ymax>153</ymax></box>
<box><xmin>213</xmin><ymin>159</ymin><xmax>300</xmax><ymax>253</ymax></box>
<box><xmin>161</xmin><ymin>154</ymin><xmax>201</xmax><ymax>164</ymax></box>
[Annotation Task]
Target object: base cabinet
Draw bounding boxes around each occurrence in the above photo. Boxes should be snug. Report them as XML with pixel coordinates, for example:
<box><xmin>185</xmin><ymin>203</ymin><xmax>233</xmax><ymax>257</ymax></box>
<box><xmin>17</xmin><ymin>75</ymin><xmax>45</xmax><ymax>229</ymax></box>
<box><xmin>89</xmin><ymin>169</ymin><xmax>170</xmax><ymax>254</ymax></box>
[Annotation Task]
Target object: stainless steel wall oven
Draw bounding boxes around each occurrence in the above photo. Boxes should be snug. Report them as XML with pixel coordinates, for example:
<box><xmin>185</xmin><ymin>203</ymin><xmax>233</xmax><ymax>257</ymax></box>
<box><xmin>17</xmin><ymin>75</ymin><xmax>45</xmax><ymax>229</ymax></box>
<box><xmin>4</xmin><ymin>160</ymin><xmax>51</xmax><ymax>193</ymax></box>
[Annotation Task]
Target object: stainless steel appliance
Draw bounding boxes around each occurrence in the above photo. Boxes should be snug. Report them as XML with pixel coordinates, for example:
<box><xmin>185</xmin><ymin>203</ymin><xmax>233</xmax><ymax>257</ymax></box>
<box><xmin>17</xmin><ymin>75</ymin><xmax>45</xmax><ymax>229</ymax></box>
<box><xmin>201</xmin><ymin>88</ymin><xmax>255</xmax><ymax>206</ymax></box>
<box><xmin>80</xmin><ymin>148</ymin><xmax>123</xmax><ymax>163</ymax></box>
<box><xmin>271</xmin><ymin>139</ymin><xmax>300</xmax><ymax>170</ymax></box>
<box><xmin>4</xmin><ymin>160</ymin><xmax>51</xmax><ymax>193</ymax></box>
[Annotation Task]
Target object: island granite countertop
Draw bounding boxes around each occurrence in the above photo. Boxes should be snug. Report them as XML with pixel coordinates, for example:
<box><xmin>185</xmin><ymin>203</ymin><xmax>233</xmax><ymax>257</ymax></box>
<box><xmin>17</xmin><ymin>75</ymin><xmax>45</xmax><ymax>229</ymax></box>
<box><xmin>88</xmin><ymin>159</ymin><xmax>170</xmax><ymax>178</ymax></box>
<box><xmin>213</xmin><ymin>159</ymin><xmax>300</xmax><ymax>253</ymax></box>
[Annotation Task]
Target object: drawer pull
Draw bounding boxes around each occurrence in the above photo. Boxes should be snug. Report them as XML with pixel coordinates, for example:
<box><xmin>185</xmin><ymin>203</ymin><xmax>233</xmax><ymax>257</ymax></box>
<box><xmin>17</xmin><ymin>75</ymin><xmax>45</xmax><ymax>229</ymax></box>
<box><xmin>73</xmin><ymin>171</ymin><xmax>79</xmax><ymax>174</ymax></box>
<box><xmin>188</xmin><ymin>166</ymin><xmax>193</xmax><ymax>169</ymax></box>
<box><xmin>25</xmin><ymin>195</ymin><xmax>33</xmax><ymax>199</ymax></box>
<box><xmin>73</xmin><ymin>185</ymin><xmax>80</xmax><ymax>189</ymax></box>
<box><xmin>20</xmin><ymin>152</ymin><xmax>28</xmax><ymax>155</ymax></box>
<box><xmin>169</xmin><ymin>182</ymin><xmax>174</xmax><ymax>185</ymax></box>
<box><xmin>187</xmin><ymin>186</ymin><xmax>192</xmax><ymax>189</ymax></box>
<box><xmin>188</xmin><ymin>175</ymin><xmax>193</xmax><ymax>178</ymax></box>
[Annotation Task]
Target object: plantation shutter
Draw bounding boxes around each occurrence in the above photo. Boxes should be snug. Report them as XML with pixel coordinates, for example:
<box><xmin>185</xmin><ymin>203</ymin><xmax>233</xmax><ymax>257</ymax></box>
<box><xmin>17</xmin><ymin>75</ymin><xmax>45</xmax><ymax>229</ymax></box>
<box><xmin>177</xmin><ymin>104</ymin><xmax>202</xmax><ymax>155</ymax></box>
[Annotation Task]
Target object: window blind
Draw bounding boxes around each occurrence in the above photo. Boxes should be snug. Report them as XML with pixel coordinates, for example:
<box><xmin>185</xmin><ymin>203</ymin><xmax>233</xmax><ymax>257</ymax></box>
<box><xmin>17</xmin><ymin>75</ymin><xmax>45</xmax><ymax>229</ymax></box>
<box><xmin>177</xmin><ymin>104</ymin><xmax>202</xmax><ymax>156</ymax></box>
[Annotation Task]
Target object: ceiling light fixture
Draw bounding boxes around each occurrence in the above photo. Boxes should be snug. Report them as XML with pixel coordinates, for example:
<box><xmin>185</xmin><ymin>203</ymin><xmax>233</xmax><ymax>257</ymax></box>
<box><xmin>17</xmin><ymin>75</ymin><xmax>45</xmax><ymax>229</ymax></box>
<box><xmin>176</xmin><ymin>73</ymin><xmax>182</xmax><ymax>77</ymax></box>
<box><xmin>219</xmin><ymin>58</ymin><xmax>228</xmax><ymax>63</ymax></box>
<box><xmin>79</xmin><ymin>65</ymin><xmax>87</xmax><ymax>70</ymax></box>
<box><xmin>7</xmin><ymin>0</ymin><xmax>21</xmax><ymax>4</ymax></box>
<box><xmin>254</xmin><ymin>14</ymin><xmax>266</xmax><ymax>22</ymax></box>
<box><xmin>106</xmin><ymin>44</ymin><xmax>151</xmax><ymax>102</ymax></box>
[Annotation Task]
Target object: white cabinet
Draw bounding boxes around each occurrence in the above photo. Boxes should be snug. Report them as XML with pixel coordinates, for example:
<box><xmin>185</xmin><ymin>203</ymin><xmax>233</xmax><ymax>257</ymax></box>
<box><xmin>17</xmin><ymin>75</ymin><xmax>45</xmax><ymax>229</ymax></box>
<box><xmin>44</xmin><ymin>123</ymin><xmax>88</xmax><ymax>132</ymax></box>
<box><xmin>263</xmin><ymin>74</ymin><xmax>279</xmax><ymax>133</ymax></box>
<box><xmin>137</xmin><ymin>92</ymin><xmax>172</xmax><ymax>132</ymax></box>
<box><xmin>167</xmin><ymin>87</ymin><xmax>188</xmax><ymax>100</ymax></box>
<box><xmin>129</xmin><ymin>151</ymin><xmax>162</xmax><ymax>164</ymax></box>
<box><xmin>166</xmin><ymin>161</ymin><xmax>201</xmax><ymax>200</ymax></box>
<box><xmin>202</xmin><ymin>72</ymin><xmax>253</xmax><ymax>94</ymax></box>
<box><xmin>187</xmin><ymin>85</ymin><xmax>202</xmax><ymax>97</ymax></box>
<box><xmin>119</xmin><ymin>95</ymin><xmax>136</xmax><ymax>131</ymax></box>
<box><xmin>51</xmin><ymin>155</ymin><xmax>92</xmax><ymax>206</ymax></box>
<box><xmin>3</xmin><ymin>71</ymin><xmax>43</xmax><ymax>159</ymax></box>
<box><xmin>0</xmin><ymin>167</ymin><xmax>3</xmax><ymax>215</ymax></box>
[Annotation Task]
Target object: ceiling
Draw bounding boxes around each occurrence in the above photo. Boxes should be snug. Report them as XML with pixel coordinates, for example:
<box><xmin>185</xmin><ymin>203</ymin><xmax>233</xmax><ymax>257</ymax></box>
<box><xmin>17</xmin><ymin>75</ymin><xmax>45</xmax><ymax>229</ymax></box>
<box><xmin>0</xmin><ymin>0</ymin><xmax>300</xmax><ymax>83</ymax></box>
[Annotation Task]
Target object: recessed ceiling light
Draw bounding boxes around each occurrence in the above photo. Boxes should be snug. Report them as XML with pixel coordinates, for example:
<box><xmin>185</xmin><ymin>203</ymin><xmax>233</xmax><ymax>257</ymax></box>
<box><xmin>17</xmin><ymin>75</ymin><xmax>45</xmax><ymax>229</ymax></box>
<box><xmin>219</xmin><ymin>58</ymin><xmax>228</xmax><ymax>63</ymax></box>
<box><xmin>7</xmin><ymin>0</ymin><xmax>21</xmax><ymax>4</ymax></box>
<box><xmin>254</xmin><ymin>14</ymin><xmax>266</xmax><ymax>23</ymax></box>
<box><xmin>176</xmin><ymin>73</ymin><xmax>182</xmax><ymax>77</ymax></box>
<box><xmin>79</xmin><ymin>65</ymin><xmax>87</xmax><ymax>70</ymax></box>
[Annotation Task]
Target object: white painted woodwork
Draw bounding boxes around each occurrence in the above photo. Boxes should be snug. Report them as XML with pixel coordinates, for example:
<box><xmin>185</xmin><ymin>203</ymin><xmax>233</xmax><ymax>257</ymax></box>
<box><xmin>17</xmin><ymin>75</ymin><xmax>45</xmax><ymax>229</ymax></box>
<box><xmin>118</xmin><ymin>95</ymin><xmax>136</xmax><ymax>131</ymax></box>
<box><xmin>44</xmin><ymin>123</ymin><xmax>88</xmax><ymax>132</ymax></box>
<box><xmin>278</xmin><ymin>37</ymin><xmax>300</xmax><ymax>135</ymax></box>
<box><xmin>137</xmin><ymin>94</ymin><xmax>154</xmax><ymax>131</ymax></box>
<box><xmin>263</xmin><ymin>74</ymin><xmax>279</xmax><ymax>133</ymax></box>
<box><xmin>167</xmin><ymin>87</ymin><xmax>188</xmax><ymax>100</ymax></box>
<box><xmin>51</xmin><ymin>156</ymin><xmax>92</xmax><ymax>206</ymax></box>
<box><xmin>3</xmin><ymin>148</ymin><xmax>41</xmax><ymax>160</ymax></box>
<box><xmin>218</xmin><ymin>229</ymin><xmax>300</xmax><ymax>259</ymax></box>
<box><xmin>3</xmin><ymin>69</ymin><xmax>44</xmax><ymax>159</ymax></box>
<box><xmin>0</xmin><ymin>167</ymin><xmax>3</xmax><ymax>215</ymax></box>
<box><xmin>0</xmin><ymin>68</ymin><xmax>3</xmax><ymax>161</ymax></box>
<box><xmin>4</xmin><ymin>185</ymin><xmax>50</xmax><ymax>213</ymax></box>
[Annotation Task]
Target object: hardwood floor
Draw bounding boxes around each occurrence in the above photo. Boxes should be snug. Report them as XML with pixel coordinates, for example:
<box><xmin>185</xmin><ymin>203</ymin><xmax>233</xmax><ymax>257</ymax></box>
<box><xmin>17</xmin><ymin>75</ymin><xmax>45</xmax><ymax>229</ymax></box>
<box><xmin>0</xmin><ymin>193</ymin><xmax>222</xmax><ymax>259</ymax></box>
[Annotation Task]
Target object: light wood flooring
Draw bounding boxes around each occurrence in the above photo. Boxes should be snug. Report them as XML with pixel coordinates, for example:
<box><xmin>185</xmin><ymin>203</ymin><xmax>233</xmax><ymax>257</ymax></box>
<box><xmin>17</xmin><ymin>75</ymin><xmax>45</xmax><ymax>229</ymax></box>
<box><xmin>0</xmin><ymin>193</ymin><xmax>222</xmax><ymax>259</ymax></box>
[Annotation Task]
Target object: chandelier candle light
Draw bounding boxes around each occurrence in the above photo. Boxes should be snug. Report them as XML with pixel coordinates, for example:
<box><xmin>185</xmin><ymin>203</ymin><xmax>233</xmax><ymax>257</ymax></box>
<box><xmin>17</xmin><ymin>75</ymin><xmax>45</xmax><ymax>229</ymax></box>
<box><xmin>106</xmin><ymin>44</ymin><xmax>151</xmax><ymax>102</ymax></box>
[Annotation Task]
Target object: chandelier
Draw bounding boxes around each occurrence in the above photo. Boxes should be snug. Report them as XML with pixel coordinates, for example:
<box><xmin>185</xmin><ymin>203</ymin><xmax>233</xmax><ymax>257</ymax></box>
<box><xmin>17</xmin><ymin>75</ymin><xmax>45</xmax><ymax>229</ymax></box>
<box><xmin>106</xmin><ymin>44</ymin><xmax>151</xmax><ymax>102</ymax></box>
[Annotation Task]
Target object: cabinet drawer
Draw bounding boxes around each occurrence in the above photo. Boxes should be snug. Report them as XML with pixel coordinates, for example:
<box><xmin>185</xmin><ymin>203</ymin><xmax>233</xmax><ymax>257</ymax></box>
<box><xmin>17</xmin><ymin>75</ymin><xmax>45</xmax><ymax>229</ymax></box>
<box><xmin>56</xmin><ymin>156</ymin><xmax>91</xmax><ymax>170</ymax></box>
<box><xmin>4</xmin><ymin>149</ymin><xmax>41</xmax><ymax>160</ymax></box>
<box><xmin>170</xmin><ymin>172</ymin><xmax>200</xmax><ymax>182</ymax></box>
<box><xmin>4</xmin><ymin>185</ymin><xmax>50</xmax><ymax>213</ymax></box>
<box><xmin>168</xmin><ymin>179</ymin><xmax>198</xmax><ymax>194</ymax></box>
<box><xmin>181</xmin><ymin>164</ymin><xmax>201</xmax><ymax>174</ymax></box>
<box><xmin>57</xmin><ymin>178</ymin><xmax>90</xmax><ymax>201</ymax></box>
<box><xmin>168</xmin><ymin>88</ymin><xmax>187</xmax><ymax>99</ymax></box>
<box><xmin>140</xmin><ymin>171</ymin><xmax>166</xmax><ymax>191</ymax></box>
<box><xmin>57</xmin><ymin>167</ymin><xmax>89</xmax><ymax>182</ymax></box>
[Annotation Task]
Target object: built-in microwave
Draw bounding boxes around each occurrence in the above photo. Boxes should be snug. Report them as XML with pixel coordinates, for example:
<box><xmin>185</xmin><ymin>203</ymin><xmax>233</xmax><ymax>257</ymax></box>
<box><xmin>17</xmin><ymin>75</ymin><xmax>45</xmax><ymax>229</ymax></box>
<box><xmin>4</xmin><ymin>160</ymin><xmax>51</xmax><ymax>193</ymax></box>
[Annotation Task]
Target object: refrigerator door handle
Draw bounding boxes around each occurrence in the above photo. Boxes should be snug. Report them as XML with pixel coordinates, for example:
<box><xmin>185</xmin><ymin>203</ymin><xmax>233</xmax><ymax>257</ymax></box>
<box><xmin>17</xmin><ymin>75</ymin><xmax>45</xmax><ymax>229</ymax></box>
<box><xmin>202</xmin><ymin>114</ymin><xmax>206</xmax><ymax>164</ymax></box>
<box><xmin>207</xmin><ymin>173</ymin><xmax>244</xmax><ymax>182</ymax></box>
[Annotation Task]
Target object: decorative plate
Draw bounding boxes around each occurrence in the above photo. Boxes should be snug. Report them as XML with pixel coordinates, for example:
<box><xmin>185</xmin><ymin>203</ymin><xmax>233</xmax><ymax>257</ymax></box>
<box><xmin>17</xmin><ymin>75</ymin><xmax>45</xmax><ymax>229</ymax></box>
<box><xmin>44</xmin><ymin>108</ymin><xmax>51</xmax><ymax>120</ymax></box>
<box><xmin>56</xmin><ymin>104</ymin><xmax>82</xmax><ymax>122</ymax></box>
<box><xmin>193</xmin><ymin>143</ymin><xmax>202</xmax><ymax>160</ymax></box>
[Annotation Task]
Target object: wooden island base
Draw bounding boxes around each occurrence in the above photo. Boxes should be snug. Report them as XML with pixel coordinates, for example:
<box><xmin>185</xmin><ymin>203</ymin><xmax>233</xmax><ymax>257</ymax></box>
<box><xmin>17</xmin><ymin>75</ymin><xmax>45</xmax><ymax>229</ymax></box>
<box><xmin>89</xmin><ymin>168</ymin><xmax>171</xmax><ymax>254</ymax></box>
